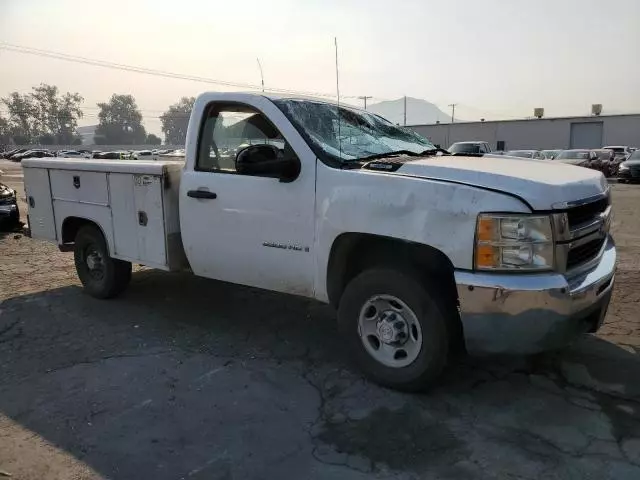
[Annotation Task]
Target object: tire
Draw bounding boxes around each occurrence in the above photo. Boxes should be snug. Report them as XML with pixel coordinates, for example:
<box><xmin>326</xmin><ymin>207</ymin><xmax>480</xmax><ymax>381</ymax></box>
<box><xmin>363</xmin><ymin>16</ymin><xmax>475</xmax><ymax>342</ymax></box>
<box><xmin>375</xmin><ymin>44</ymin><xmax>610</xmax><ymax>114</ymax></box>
<box><xmin>74</xmin><ymin>225</ymin><xmax>132</xmax><ymax>299</ymax></box>
<box><xmin>338</xmin><ymin>268</ymin><xmax>451</xmax><ymax>392</ymax></box>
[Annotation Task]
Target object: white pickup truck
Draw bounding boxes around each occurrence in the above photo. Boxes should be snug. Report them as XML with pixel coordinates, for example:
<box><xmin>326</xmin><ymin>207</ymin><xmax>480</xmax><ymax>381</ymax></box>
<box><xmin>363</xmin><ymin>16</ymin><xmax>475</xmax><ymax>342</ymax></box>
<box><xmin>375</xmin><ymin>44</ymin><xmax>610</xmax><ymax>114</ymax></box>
<box><xmin>22</xmin><ymin>92</ymin><xmax>616</xmax><ymax>391</ymax></box>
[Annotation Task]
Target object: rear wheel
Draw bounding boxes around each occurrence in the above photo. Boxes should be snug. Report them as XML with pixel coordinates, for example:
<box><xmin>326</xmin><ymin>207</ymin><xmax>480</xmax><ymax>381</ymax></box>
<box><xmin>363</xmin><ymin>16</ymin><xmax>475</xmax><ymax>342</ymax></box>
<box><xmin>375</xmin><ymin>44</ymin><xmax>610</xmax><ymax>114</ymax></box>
<box><xmin>338</xmin><ymin>268</ymin><xmax>451</xmax><ymax>391</ymax></box>
<box><xmin>74</xmin><ymin>225</ymin><xmax>131</xmax><ymax>299</ymax></box>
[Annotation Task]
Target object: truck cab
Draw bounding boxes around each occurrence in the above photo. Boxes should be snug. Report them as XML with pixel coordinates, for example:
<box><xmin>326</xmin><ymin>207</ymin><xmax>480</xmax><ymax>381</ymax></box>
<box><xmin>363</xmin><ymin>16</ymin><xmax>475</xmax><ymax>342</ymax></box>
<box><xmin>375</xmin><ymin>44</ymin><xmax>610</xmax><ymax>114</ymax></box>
<box><xmin>22</xmin><ymin>92</ymin><xmax>616</xmax><ymax>391</ymax></box>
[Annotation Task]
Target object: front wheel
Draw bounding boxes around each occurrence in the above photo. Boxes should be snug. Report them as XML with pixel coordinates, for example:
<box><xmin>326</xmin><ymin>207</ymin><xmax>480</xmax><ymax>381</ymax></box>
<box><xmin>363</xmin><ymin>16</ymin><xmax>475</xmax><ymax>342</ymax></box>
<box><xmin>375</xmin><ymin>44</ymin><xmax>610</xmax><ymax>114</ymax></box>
<box><xmin>338</xmin><ymin>268</ymin><xmax>451</xmax><ymax>392</ymax></box>
<box><xmin>74</xmin><ymin>225</ymin><xmax>132</xmax><ymax>299</ymax></box>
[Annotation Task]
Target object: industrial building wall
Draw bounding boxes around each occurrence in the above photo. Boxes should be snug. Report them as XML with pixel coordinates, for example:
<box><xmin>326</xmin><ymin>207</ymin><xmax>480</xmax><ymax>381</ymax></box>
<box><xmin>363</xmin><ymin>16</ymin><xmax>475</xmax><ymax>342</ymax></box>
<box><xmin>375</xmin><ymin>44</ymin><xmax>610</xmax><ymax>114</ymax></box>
<box><xmin>409</xmin><ymin>115</ymin><xmax>640</xmax><ymax>151</ymax></box>
<box><xmin>602</xmin><ymin>116</ymin><xmax>640</xmax><ymax>146</ymax></box>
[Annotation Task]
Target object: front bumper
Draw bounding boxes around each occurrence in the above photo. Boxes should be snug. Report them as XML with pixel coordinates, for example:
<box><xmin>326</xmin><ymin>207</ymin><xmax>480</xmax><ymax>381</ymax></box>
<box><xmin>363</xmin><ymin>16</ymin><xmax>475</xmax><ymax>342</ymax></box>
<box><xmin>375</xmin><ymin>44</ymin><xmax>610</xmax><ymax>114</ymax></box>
<box><xmin>0</xmin><ymin>203</ymin><xmax>19</xmax><ymax>220</ymax></box>
<box><xmin>618</xmin><ymin>169</ymin><xmax>640</xmax><ymax>182</ymax></box>
<box><xmin>455</xmin><ymin>235</ymin><xmax>616</xmax><ymax>355</ymax></box>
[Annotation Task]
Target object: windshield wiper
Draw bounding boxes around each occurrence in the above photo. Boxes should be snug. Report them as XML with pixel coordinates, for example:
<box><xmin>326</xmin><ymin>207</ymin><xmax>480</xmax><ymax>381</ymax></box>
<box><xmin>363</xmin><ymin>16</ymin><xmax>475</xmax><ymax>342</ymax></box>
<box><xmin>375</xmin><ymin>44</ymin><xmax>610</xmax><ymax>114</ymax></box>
<box><xmin>420</xmin><ymin>147</ymin><xmax>451</xmax><ymax>156</ymax></box>
<box><xmin>354</xmin><ymin>147</ymin><xmax>451</xmax><ymax>163</ymax></box>
<box><xmin>356</xmin><ymin>150</ymin><xmax>424</xmax><ymax>162</ymax></box>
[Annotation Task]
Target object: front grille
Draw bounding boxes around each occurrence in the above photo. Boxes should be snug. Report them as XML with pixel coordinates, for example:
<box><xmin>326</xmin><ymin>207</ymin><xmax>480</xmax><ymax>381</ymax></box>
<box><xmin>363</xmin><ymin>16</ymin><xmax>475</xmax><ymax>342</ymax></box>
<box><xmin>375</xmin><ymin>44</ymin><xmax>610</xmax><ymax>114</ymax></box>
<box><xmin>566</xmin><ymin>196</ymin><xmax>609</xmax><ymax>228</ymax></box>
<box><xmin>566</xmin><ymin>238</ymin><xmax>605</xmax><ymax>270</ymax></box>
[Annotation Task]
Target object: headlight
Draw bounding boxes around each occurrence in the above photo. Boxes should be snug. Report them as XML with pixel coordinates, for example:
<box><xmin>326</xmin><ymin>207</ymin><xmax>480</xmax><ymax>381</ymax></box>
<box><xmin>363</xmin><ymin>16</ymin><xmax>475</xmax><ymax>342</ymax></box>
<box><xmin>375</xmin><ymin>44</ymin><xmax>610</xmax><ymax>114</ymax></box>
<box><xmin>619</xmin><ymin>164</ymin><xmax>629</xmax><ymax>171</ymax></box>
<box><xmin>475</xmin><ymin>214</ymin><xmax>554</xmax><ymax>271</ymax></box>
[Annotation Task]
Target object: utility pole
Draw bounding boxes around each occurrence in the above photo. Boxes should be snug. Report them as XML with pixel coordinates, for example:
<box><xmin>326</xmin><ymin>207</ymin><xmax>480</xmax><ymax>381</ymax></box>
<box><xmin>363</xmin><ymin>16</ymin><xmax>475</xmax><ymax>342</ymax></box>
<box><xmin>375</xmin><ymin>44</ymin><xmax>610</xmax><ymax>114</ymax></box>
<box><xmin>403</xmin><ymin>96</ymin><xmax>407</xmax><ymax>126</ymax></box>
<box><xmin>358</xmin><ymin>95</ymin><xmax>372</xmax><ymax>110</ymax></box>
<box><xmin>449</xmin><ymin>103</ymin><xmax>457</xmax><ymax>123</ymax></box>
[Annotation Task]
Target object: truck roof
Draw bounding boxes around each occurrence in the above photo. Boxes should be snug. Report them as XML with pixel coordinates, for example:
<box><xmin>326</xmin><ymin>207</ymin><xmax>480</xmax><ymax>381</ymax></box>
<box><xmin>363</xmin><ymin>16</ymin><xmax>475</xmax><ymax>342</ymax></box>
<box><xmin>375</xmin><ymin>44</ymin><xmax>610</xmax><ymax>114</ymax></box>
<box><xmin>202</xmin><ymin>91</ymin><xmax>363</xmax><ymax>111</ymax></box>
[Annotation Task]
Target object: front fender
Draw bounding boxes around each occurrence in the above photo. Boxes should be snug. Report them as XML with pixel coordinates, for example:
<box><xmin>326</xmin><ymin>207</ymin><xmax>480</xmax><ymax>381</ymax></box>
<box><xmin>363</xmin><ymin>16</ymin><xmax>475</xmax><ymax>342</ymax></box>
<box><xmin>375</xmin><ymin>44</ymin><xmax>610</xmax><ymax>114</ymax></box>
<box><xmin>313</xmin><ymin>162</ymin><xmax>530</xmax><ymax>302</ymax></box>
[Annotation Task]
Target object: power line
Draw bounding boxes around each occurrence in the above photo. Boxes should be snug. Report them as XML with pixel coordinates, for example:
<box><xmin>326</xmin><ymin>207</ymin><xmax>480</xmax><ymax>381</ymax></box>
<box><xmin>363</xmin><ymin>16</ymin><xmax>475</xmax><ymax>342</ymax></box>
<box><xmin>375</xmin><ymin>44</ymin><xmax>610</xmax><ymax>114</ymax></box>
<box><xmin>0</xmin><ymin>42</ymin><xmax>380</xmax><ymax>101</ymax></box>
<box><xmin>0</xmin><ymin>43</ymin><xmax>534</xmax><ymax>122</ymax></box>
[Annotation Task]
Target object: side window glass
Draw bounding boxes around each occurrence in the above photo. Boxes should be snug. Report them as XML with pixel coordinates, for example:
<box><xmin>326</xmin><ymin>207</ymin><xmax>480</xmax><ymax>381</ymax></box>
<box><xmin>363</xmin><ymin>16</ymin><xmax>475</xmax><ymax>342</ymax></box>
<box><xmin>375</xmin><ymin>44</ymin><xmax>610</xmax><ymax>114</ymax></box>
<box><xmin>197</xmin><ymin>104</ymin><xmax>286</xmax><ymax>173</ymax></box>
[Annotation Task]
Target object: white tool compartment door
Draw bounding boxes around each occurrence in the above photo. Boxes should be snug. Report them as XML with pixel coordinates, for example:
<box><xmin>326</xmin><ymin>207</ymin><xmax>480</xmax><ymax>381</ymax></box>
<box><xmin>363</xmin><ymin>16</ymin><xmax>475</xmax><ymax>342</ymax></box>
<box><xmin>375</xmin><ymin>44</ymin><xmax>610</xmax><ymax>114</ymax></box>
<box><xmin>23</xmin><ymin>168</ymin><xmax>56</xmax><ymax>241</ymax></box>
<box><xmin>110</xmin><ymin>173</ymin><xmax>167</xmax><ymax>266</ymax></box>
<box><xmin>133</xmin><ymin>174</ymin><xmax>167</xmax><ymax>266</ymax></box>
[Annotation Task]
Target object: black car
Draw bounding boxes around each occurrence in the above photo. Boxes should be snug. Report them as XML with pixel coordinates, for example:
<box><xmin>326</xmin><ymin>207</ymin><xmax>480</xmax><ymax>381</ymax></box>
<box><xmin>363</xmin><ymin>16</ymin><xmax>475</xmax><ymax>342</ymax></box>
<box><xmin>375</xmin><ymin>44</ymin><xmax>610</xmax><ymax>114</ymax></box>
<box><xmin>1</xmin><ymin>148</ymin><xmax>21</xmax><ymax>159</ymax></box>
<box><xmin>92</xmin><ymin>151</ymin><xmax>122</xmax><ymax>159</ymax></box>
<box><xmin>6</xmin><ymin>148</ymin><xmax>30</xmax><ymax>161</ymax></box>
<box><xmin>0</xmin><ymin>182</ymin><xmax>20</xmax><ymax>228</ymax></box>
<box><xmin>13</xmin><ymin>150</ymin><xmax>55</xmax><ymax>161</ymax></box>
<box><xmin>617</xmin><ymin>150</ymin><xmax>640</xmax><ymax>183</ymax></box>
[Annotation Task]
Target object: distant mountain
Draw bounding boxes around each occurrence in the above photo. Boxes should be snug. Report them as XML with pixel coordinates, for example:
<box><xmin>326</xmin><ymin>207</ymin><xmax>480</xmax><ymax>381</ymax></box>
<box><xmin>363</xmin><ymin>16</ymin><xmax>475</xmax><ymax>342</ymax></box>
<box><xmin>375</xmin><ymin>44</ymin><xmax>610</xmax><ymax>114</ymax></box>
<box><xmin>367</xmin><ymin>97</ymin><xmax>460</xmax><ymax>126</ymax></box>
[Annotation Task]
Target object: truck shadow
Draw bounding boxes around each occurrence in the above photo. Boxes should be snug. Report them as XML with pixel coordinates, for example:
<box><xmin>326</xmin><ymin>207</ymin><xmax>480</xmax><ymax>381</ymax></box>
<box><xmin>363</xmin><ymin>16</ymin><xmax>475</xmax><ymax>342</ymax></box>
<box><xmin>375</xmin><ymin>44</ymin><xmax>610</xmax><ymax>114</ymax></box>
<box><xmin>0</xmin><ymin>269</ymin><xmax>638</xmax><ymax>478</ymax></box>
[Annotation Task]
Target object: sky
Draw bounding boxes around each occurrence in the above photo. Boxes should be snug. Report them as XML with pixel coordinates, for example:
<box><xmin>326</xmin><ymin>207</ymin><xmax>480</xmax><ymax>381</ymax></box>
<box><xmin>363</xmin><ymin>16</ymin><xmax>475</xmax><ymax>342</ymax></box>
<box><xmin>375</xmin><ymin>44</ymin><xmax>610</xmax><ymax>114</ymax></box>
<box><xmin>1</xmin><ymin>0</ymin><xmax>639</xmax><ymax>136</ymax></box>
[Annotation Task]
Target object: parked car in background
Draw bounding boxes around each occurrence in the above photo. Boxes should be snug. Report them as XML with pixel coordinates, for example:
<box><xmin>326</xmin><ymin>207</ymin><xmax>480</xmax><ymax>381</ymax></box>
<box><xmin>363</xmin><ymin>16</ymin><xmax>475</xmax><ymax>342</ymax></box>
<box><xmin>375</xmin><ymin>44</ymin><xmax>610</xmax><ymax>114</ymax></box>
<box><xmin>541</xmin><ymin>149</ymin><xmax>562</xmax><ymax>160</ymax></box>
<box><xmin>56</xmin><ymin>150</ymin><xmax>85</xmax><ymax>159</ymax></box>
<box><xmin>6</xmin><ymin>149</ymin><xmax>30</xmax><ymax>161</ymax></box>
<box><xmin>603</xmin><ymin>146</ymin><xmax>632</xmax><ymax>161</ymax></box>
<box><xmin>1</xmin><ymin>148</ymin><xmax>22</xmax><ymax>159</ymax></box>
<box><xmin>554</xmin><ymin>149</ymin><xmax>596</xmax><ymax>167</ymax></box>
<box><xmin>505</xmin><ymin>150</ymin><xmax>544</xmax><ymax>159</ymax></box>
<box><xmin>618</xmin><ymin>150</ymin><xmax>640</xmax><ymax>183</ymax></box>
<box><xmin>158</xmin><ymin>149</ymin><xmax>185</xmax><ymax>159</ymax></box>
<box><xmin>15</xmin><ymin>150</ymin><xmax>55</xmax><ymax>161</ymax></box>
<box><xmin>92</xmin><ymin>151</ymin><xmax>134</xmax><ymax>160</ymax></box>
<box><xmin>591</xmin><ymin>149</ymin><xmax>617</xmax><ymax>177</ymax></box>
<box><xmin>0</xmin><ymin>181</ymin><xmax>20</xmax><ymax>228</ymax></box>
<box><xmin>132</xmin><ymin>150</ymin><xmax>157</xmax><ymax>160</ymax></box>
<box><xmin>448</xmin><ymin>141</ymin><xmax>492</xmax><ymax>154</ymax></box>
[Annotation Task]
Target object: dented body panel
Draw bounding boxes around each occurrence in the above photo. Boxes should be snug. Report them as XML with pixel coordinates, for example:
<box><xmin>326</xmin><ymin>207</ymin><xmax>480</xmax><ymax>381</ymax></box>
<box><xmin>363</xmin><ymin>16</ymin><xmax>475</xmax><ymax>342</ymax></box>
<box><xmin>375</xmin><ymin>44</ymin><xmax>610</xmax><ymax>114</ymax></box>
<box><xmin>312</xmin><ymin>161</ymin><xmax>529</xmax><ymax>302</ymax></box>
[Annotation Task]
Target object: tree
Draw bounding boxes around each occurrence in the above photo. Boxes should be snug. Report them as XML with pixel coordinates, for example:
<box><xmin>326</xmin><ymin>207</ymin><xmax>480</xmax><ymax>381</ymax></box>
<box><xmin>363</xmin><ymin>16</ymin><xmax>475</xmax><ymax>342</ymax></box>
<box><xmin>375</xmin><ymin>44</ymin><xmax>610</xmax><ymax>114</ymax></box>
<box><xmin>1</xmin><ymin>92</ymin><xmax>37</xmax><ymax>143</ymax></box>
<box><xmin>1</xmin><ymin>84</ymin><xmax>84</xmax><ymax>144</ymax></box>
<box><xmin>30</xmin><ymin>84</ymin><xmax>84</xmax><ymax>144</ymax></box>
<box><xmin>0</xmin><ymin>115</ymin><xmax>10</xmax><ymax>144</ymax></box>
<box><xmin>95</xmin><ymin>94</ymin><xmax>146</xmax><ymax>145</ymax></box>
<box><xmin>146</xmin><ymin>133</ymin><xmax>162</xmax><ymax>145</ymax></box>
<box><xmin>160</xmin><ymin>97</ymin><xmax>194</xmax><ymax>144</ymax></box>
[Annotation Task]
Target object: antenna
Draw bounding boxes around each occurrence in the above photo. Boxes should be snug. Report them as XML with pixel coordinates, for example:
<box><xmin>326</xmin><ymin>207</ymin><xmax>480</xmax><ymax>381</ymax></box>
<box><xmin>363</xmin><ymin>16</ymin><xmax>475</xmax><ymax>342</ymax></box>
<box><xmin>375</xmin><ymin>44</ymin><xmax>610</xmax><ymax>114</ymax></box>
<box><xmin>334</xmin><ymin>37</ymin><xmax>342</xmax><ymax>158</ymax></box>
<box><xmin>256</xmin><ymin>58</ymin><xmax>264</xmax><ymax>92</ymax></box>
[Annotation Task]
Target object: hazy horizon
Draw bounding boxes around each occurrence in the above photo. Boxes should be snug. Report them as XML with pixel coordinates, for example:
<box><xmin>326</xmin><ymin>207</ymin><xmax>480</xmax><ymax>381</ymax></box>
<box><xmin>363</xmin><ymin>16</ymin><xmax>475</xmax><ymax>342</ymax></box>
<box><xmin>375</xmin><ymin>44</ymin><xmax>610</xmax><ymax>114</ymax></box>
<box><xmin>1</xmin><ymin>0</ymin><xmax>639</xmax><ymax>136</ymax></box>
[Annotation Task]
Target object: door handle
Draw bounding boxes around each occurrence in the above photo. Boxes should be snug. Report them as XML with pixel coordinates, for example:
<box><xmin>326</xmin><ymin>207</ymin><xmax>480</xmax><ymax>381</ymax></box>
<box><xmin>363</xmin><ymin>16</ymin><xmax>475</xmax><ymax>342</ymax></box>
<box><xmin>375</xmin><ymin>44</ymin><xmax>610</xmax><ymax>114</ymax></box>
<box><xmin>187</xmin><ymin>190</ymin><xmax>217</xmax><ymax>199</ymax></box>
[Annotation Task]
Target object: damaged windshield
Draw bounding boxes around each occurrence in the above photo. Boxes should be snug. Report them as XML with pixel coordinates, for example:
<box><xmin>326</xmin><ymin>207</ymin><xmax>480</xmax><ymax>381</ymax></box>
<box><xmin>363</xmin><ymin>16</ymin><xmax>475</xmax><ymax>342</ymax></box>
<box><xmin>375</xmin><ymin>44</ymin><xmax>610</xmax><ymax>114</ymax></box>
<box><xmin>273</xmin><ymin>99</ymin><xmax>435</xmax><ymax>163</ymax></box>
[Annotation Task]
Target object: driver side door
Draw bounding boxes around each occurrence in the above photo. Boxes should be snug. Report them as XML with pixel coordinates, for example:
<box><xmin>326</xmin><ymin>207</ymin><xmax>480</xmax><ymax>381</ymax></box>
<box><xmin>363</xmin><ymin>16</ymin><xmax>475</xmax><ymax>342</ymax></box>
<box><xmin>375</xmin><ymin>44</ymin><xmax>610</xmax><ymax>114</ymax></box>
<box><xmin>180</xmin><ymin>100</ymin><xmax>316</xmax><ymax>297</ymax></box>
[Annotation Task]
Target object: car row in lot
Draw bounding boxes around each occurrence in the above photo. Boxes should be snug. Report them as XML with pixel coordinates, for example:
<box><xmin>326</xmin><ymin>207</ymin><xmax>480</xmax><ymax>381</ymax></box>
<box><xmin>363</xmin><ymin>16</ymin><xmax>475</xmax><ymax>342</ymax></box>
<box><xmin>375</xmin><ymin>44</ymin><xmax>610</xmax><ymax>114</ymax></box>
<box><xmin>448</xmin><ymin>142</ymin><xmax>637</xmax><ymax>177</ymax></box>
<box><xmin>0</xmin><ymin>148</ymin><xmax>179</xmax><ymax>161</ymax></box>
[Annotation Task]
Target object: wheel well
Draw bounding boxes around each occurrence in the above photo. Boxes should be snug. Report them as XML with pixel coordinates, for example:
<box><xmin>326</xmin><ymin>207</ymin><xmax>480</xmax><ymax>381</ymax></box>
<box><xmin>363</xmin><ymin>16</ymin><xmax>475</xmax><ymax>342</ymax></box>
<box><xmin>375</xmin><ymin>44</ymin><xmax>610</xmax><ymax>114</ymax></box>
<box><xmin>327</xmin><ymin>233</ymin><xmax>463</xmax><ymax>350</ymax></box>
<box><xmin>61</xmin><ymin>217</ymin><xmax>108</xmax><ymax>251</ymax></box>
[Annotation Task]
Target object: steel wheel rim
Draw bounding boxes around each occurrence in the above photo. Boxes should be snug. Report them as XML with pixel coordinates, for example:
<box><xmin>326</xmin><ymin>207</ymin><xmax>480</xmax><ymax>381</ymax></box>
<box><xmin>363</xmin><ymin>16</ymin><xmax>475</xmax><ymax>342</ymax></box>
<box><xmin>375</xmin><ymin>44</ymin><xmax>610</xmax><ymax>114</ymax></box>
<box><xmin>84</xmin><ymin>245</ymin><xmax>105</xmax><ymax>281</ymax></box>
<box><xmin>357</xmin><ymin>294</ymin><xmax>422</xmax><ymax>368</ymax></box>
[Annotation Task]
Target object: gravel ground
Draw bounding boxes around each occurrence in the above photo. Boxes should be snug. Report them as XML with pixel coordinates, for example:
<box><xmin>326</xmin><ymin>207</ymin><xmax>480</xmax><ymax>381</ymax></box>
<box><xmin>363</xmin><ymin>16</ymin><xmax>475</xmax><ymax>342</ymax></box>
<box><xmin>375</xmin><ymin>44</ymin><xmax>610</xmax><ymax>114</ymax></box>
<box><xmin>1</xmin><ymin>159</ymin><xmax>639</xmax><ymax>480</ymax></box>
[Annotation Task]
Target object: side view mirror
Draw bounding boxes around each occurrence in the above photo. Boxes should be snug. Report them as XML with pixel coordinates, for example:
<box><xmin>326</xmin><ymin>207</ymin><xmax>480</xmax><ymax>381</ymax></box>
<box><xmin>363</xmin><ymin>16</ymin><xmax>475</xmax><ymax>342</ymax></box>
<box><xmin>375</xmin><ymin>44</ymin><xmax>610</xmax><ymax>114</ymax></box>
<box><xmin>235</xmin><ymin>144</ymin><xmax>300</xmax><ymax>183</ymax></box>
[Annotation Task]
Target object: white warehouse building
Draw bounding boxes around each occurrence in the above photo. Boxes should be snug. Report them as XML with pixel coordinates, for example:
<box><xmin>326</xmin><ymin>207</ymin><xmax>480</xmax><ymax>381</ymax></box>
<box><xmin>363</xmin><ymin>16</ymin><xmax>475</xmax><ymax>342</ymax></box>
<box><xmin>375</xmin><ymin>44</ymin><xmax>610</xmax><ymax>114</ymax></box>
<box><xmin>407</xmin><ymin>113</ymin><xmax>640</xmax><ymax>151</ymax></box>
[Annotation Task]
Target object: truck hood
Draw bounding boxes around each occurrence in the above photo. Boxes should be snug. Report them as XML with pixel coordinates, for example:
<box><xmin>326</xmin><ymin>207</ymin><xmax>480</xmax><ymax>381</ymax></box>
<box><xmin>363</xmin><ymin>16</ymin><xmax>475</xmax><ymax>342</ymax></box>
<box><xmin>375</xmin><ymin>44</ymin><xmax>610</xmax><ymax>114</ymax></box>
<box><xmin>396</xmin><ymin>156</ymin><xmax>608</xmax><ymax>210</ymax></box>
